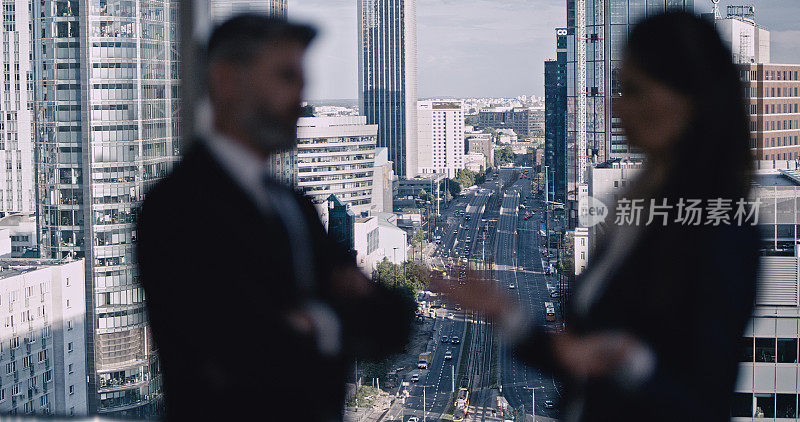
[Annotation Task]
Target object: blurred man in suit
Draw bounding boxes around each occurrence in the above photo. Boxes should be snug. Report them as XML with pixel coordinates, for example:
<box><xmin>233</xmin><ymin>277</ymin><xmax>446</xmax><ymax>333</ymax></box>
<box><xmin>136</xmin><ymin>14</ymin><xmax>415</xmax><ymax>421</ymax></box>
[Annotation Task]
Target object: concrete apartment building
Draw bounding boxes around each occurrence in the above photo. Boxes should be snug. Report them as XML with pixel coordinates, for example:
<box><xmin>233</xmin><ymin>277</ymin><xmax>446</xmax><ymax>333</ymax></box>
<box><xmin>417</xmin><ymin>101</ymin><xmax>465</xmax><ymax>178</ymax></box>
<box><xmin>0</xmin><ymin>258</ymin><xmax>88</xmax><ymax>416</ymax></box>
<box><xmin>0</xmin><ymin>0</ymin><xmax>35</xmax><ymax>216</ymax></box>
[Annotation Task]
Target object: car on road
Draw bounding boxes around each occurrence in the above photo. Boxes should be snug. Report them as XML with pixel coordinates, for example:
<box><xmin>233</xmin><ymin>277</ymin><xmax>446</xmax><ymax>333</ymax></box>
<box><xmin>517</xmin><ymin>266</ymin><xmax>524</xmax><ymax>271</ymax></box>
<box><xmin>444</xmin><ymin>351</ymin><xmax>452</xmax><ymax>360</ymax></box>
<box><xmin>441</xmin><ymin>335</ymin><xmax>449</xmax><ymax>343</ymax></box>
<box><xmin>544</xmin><ymin>400</ymin><xmax>555</xmax><ymax>409</ymax></box>
<box><xmin>508</xmin><ymin>284</ymin><xmax>516</xmax><ymax>289</ymax></box>
<box><xmin>448</xmin><ymin>313</ymin><xmax>455</xmax><ymax>319</ymax></box>
<box><xmin>408</xmin><ymin>417</ymin><xmax>420</xmax><ymax>422</ymax></box>
<box><xmin>451</xmin><ymin>336</ymin><xmax>460</xmax><ymax>344</ymax></box>
<box><xmin>549</xmin><ymin>290</ymin><xmax>561</xmax><ymax>298</ymax></box>
<box><xmin>410</xmin><ymin>373</ymin><xmax>419</xmax><ymax>383</ymax></box>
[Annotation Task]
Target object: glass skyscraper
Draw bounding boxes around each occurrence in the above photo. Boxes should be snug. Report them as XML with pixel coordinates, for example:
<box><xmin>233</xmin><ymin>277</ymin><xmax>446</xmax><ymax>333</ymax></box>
<box><xmin>31</xmin><ymin>0</ymin><xmax>180</xmax><ymax>415</ymax></box>
<box><xmin>545</xmin><ymin>28</ymin><xmax>568</xmax><ymax>206</ymax></box>
<box><xmin>358</xmin><ymin>0</ymin><xmax>418</xmax><ymax>178</ymax></box>
<box><xmin>564</xmin><ymin>0</ymin><xmax>693</xmax><ymax>227</ymax></box>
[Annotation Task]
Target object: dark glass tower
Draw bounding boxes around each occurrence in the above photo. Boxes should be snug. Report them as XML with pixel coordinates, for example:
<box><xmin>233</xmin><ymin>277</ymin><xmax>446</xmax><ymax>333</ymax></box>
<box><xmin>545</xmin><ymin>28</ymin><xmax>568</xmax><ymax>206</ymax></box>
<box><xmin>358</xmin><ymin>0</ymin><xmax>418</xmax><ymax>178</ymax></box>
<box><xmin>564</xmin><ymin>0</ymin><xmax>694</xmax><ymax>228</ymax></box>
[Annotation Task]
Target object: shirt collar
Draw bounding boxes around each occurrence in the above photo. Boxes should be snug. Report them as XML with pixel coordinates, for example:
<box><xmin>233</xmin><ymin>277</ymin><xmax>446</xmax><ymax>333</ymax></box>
<box><xmin>202</xmin><ymin>130</ymin><xmax>269</xmax><ymax>202</ymax></box>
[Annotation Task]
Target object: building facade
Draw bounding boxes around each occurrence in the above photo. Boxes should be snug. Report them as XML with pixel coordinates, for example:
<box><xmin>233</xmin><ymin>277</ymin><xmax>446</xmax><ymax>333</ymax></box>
<box><xmin>31</xmin><ymin>0</ymin><xmax>180</xmax><ymax>414</ymax></box>
<box><xmin>417</xmin><ymin>100</ymin><xmax>464</xmax><ymax>178</ymax></box>
<box><xmin>0</xmin><ymin>0</ymin><xmax>35</xmax><ymax>215</ymax></box>
<box><xmin>476</xmin><ymin>107</ymin><xmax>540</xmax><ymax>137</ymax></box>
<box><xmin>209</xmin><ymin>0</ymin><xmax>287</xmax><ymax>22</ymax></box>
<box><xmin>0</xmin><ymin>258</ymin><xmax>88</xmax><ymax>416</ymax></box>
<box><xmin>743</xmin><ymin>65</ymin><xmax>800</xmax><ymax>162</ymax></box>
<box><xmin>466</xmin><ymin>132</ymin><xmax>494</xmax><ymax>168</ymax></box>
<box><xmin>711</xmin><ymin>5</ymin><xmax>769</xmax><ymax>65</ymax></box>
<box><xmin>296</xmin><ymin>116</ymin><xmax>379</xmax><ymax>216</ymax></box>
<box><xmin>545</xmin><ymin>28</ymin><xmax>568</xmax><ymax>205</ymax></box>
<box><xmin>0</xmin><ymin>213</ymin><xmax>37</xmax><ymax>257</ymax></box>
<box><xmin>358</xmin><ymin>0</ymin><xmax>418</xmax><ymax>178</ymax></box>
<box><xmin>732</xmin><ymin>171</ymin><xmax>800</xmax><ymax>420</ymax></box>
<box><xmin>565</xmin><ymin>0</ymin><xmax>693</xmax><ymax>228</ymax></box>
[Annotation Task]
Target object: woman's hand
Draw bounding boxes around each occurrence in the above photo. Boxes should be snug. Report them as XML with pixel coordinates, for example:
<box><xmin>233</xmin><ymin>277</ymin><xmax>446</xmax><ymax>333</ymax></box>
<box><xmin>552</xmin><ymin>330</ymin><xmax>646</xmax><ymax>379</ymax></box>
<box><xmin>430</xmin><ymin>266</ymin><xmax>513</xmax><ymax>320</ymax></box>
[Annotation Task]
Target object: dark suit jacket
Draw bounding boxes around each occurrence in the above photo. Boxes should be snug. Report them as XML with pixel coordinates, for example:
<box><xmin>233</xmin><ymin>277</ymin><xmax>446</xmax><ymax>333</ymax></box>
<box><xmin>136</xmin><ymin>141</ymin><xmax>415</xmax><ymax>420</ymax></box>
<box><xmin>515</xmin><ymin>212</ymin><xmax>760</xmax><ymax>421</ymax></box>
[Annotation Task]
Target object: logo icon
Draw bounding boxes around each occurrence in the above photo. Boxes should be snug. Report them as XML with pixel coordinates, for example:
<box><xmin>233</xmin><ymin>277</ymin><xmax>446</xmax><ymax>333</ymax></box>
<box><xmin>578</xmin><ymin>196</ymin><xmax>608</xmax><ymax>227</ymax></box>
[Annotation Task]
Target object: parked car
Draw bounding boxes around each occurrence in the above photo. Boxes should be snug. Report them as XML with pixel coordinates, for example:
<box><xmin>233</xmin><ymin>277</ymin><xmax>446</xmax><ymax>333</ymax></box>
<box><xmin>410</xmin><ymin>374</ymin><xmax>420</xmax><ymax>383</ymax></box>
<box><xmin>451</xmin><ymin>336</ymin><xmax>460</xmax><ymax>344</ymax></box>
<box><xmin>444</xmin><ymin>351</ymin><xmax>452</xmax><ymax>360</ymax></box>
<box><xmin>442</xmin><ymin>335</ymin><xmax>449</xmax><ymax>343</ymax></box>
<box><xmin>508</xmin><ymin>284</ymin><xmax>516</xmax><ymax>289</ymax></box>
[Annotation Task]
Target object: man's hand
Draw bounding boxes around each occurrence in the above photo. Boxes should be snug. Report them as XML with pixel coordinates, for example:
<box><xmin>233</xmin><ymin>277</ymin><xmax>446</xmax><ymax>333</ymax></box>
<box><xmin>330</xmin><ymin>265</ymin><xmax>375</xmax><ymax>299</ymax></box>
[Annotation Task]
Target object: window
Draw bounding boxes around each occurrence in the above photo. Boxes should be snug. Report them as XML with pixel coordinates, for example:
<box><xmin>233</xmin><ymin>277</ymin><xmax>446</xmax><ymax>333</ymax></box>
<box><xmin>755</xmin><ymin>393</ymin><xmax>775</xmax><ymax>418</ymax></box>
<box><xmin>69</xmin><ymin>385</ymin><xmax>74</xmax><ymax>395</ymax></box>
<box><xmin>68</xmin><ymin>363</ymin><xmax>73</xmax><ymax>374</ymax></box>
<box><xmin>777</xmin><ymin>338</ymin><xmax>797</xmax><ymax>363</ymax></box>
<box><xmin>755</xmin><ymin>338</ymin><xmax>776</xmax><ymax>362</ymax></box>
<box><xmin>777</xmin><ymin>394</ymin><xmax>797</xmax><ymax>418</ymax></box>
<box><xmin>67</xmin><ymin>320</ymin><xmax>73</xmax><ymax>330</ymax></box>
<box><xmin>67</xmin><ymin>342</ymin><xmax>73</xmax><ymax>353</ymax></box>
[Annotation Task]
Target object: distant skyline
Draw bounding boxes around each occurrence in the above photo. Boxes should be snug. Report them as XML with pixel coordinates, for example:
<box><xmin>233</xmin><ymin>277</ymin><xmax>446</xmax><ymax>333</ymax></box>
<box><xmin>290</xmin><ymin>0</ymin><xmax>800</xmax><ymax>101</ymax></box>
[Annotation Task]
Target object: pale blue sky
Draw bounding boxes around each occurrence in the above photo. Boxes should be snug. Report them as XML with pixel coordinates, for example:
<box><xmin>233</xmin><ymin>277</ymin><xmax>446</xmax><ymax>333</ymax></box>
<box><xmin>289</xmin><ymin>0</ymin><xmax>800</xmax><ymax>100</ymax></box>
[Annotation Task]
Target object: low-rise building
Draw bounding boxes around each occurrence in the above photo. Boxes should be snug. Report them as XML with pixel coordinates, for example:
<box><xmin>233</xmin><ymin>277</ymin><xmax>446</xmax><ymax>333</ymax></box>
<box><xmin>0</xmin><ymin>258</ymin><xmax>88</xmax><ymax>416</ymax></box>
<box><xmin>464</xmin><ymin>152</ymin><xmax>487</xmax><ymax>173</ymax></box>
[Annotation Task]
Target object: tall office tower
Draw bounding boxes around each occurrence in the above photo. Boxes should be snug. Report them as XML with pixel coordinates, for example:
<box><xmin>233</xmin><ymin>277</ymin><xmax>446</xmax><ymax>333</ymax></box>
<box><xmin>417</xmin><ymin>101</ymin><xmax>465</xmax><ymax>179</ymax></box>
<box><xmin>564</xmin><ymin>0</ymin><xmax>693</xmax><ymax>228</ymax></box>
<box><xmin>358</xmin><ymin>0</ymin><xmax>418</xmax><ymax>178</ymax></box>
<box><xmin>209</xmin><ymin>0</ymin><xmax>287</xmax><ymax>23</ymax></box>
<box><xmin>31</xmin><ymin>0</ymin><xmax>180</xmax><ymax>416</ymax></box>
<box><xmin>544</xmin><ymin>28</ymin><xmax>568</xmax><ymax>205</ymax></box>
<box><xmin>0</xmin><ymin>0</ymin><xmax>34</xmax><ymax>216</ymax></box>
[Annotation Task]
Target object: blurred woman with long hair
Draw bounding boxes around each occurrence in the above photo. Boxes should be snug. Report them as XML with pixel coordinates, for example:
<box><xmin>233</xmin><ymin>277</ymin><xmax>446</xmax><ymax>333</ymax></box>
<box><xmin>436</xmin><ymin>12</ymin><xmax>759</xmax><ymax>422</ymax></box>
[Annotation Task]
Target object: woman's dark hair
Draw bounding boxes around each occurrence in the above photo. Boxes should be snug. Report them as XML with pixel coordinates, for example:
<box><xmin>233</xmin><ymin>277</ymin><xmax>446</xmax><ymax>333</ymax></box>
<box><xmin>625</xmin><ymin>11</ymin><xmax>752</xmax><ymax>201</ymax></box>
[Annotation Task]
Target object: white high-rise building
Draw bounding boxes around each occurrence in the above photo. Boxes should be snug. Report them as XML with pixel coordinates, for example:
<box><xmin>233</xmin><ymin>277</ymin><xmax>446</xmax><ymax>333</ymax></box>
<box><xmin>0</xmin><ymin>258</ymin><xmax>88</xmax><ymax>416</ymax></box>
<box><xmin>0</xmin><ymin>0</ymin><xmax>34</xmax><ymax>215</ymax></box>
<box><xmin>417</xmin><ymin>101</ymin><xmax>465</xmax><ymax>179</ymax></box>
<box><xmin>296</xmin><ymin>116</ymin><xmax>380</xmax><ymax>216</ymax></box>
